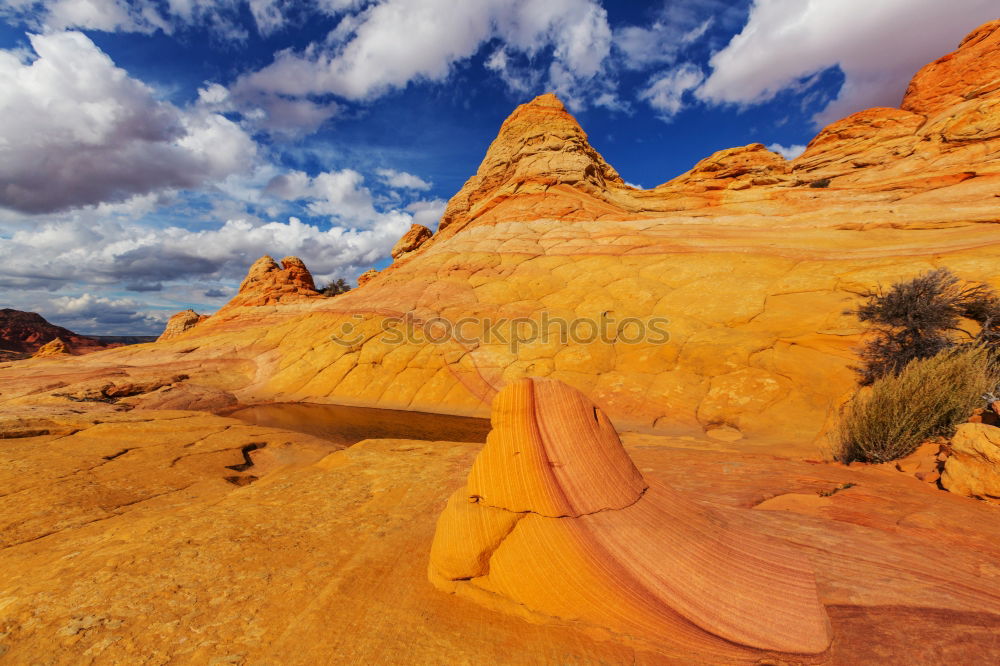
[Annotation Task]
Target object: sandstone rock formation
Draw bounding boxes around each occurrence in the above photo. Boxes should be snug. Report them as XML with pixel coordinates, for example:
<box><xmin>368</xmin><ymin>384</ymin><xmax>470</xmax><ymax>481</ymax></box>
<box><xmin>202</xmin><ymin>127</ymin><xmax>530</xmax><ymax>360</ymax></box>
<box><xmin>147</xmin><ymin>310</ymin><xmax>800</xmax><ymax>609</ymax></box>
<box><xmin>357</xmin><ymin>269</ymin><xmax>379</xmax><ymax>286</ymax></box>
<box><xmin>943</xmin><ymin>422</ymin><xmax>1000</xmax><ymax>502</ymax></box>
<box><xmin>901</xmin><ymin>19</ymin><xmax>1000</xmax><ymax>116</ymax></box>
<box><xmin>664</xmin><ymin>142</ymin><xmax>790</xmax><ymax>191</ymax></box>
<box><xmin>221</xmin><ymin>255</ymin><xmax>320</xmax><ymax>310</ymax></box>
<box><xmin>391</xmin><ymin>223</ymin><xmax>433</xmax><ymax>259</ymax></box>
<box><xmin>31</xmin><ymin>337</ymin><xmax>69</xmax><ymax>358</ymax></box>
<box><xmin>430</xmin><ymin>378</ymin><xmax>832</xmax><ymax>659</ymax></box>
<box><xmin>433</xmin><ymin>92</ymin><xmax>632</xmax><ymax>242</ymax></box>
<box><xmin>2</xmin><ymin>21</ymin><xmax>1000</xmax><ymax>663</ymax></box>
<box><xmin>157</xmin><ymin>309</ymin><xmax>209</xmax><ymax>342</ymax></box>
<box><xmin>0</xmin><ymin>308</ymin><xmax>119</xmax><ymax>355</ymax></box>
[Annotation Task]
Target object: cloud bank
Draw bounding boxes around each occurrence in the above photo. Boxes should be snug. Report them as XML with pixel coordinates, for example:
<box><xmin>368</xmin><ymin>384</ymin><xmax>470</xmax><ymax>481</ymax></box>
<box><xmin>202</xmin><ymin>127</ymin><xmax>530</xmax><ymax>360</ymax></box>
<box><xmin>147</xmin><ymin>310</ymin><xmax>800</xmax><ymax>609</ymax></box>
<box><xmin>697</xmin><ymin>0</ymin><xmax>1000</xmax><ymax>124</ymax></box>
<box><xmin>0</xmin><ymin>31</ymin><xmax>256</xmax><ymax>214</ymax></box>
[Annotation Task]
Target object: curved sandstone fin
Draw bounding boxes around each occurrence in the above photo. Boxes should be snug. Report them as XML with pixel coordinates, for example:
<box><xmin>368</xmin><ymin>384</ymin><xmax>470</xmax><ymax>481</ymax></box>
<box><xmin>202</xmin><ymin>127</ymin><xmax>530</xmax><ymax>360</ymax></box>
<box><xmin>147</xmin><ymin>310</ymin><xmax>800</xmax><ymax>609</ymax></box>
<box><xmin>430</xmin><ymin>378</ymin><xmax>833</xmax><ymax>659</ymax></box>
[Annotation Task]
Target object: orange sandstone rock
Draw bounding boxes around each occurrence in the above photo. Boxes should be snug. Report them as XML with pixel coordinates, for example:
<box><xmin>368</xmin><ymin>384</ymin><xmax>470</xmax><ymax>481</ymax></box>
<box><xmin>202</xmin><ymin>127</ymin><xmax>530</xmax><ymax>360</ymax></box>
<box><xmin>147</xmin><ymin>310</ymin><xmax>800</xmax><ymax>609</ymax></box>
<box><xmin>901</xmin><ymin>19</ymin><xmax>1000</xmax><ymax>116</ymax></box>
<box><xmin>31</xmin><ymin>337</ymin><xmax>70</xmax><ymax>358</ymax></box>
<box><xmin>435</xmin><ymin>92</ymin><xmax>630</xmax><ymax>240</ymax></box>
<box><xmin>223</xmin><ymin>255</ymin><xmax>320</xmax><ymax>309</ymax></box>
<box><xmin>157</xmin><ymin>309</ymin><xmax>208</xmax><ymax>342</ymax></box>
<box><xmin>357</xmin><ymin>268</ymin><xmax>379</xmax><ymax>286</ymax></box>
<box><xmin>6</xmin><ymin>22</ymin><xmax>1000</xmax><ymax>452</ymax></box>
<box><xmin>430</xmin><ymin>378</ymin><xmax>832</xmax><ymax>659</ymax></box>
<box><xmin>664</xmin><ymin>142</ymin><xmax>790</xmax><ymax>191</ymax></box>
<box><xmin>942</xmin><ymin>422</ymin><xmax>1000</xmax><ymax>502</ymax></box>
<box><xmin>391</xmin><ymin>223</ymin><xmax>433</xmax><ymax>259</ymax></box>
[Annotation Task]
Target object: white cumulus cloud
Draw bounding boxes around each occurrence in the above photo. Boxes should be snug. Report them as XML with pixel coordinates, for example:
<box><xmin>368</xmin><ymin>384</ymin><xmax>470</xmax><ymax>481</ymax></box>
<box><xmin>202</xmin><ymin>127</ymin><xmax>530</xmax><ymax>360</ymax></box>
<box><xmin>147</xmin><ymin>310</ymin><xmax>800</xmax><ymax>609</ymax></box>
<box><xmin>767</xmin><ymin>143</ymin><xmax>806</xmax><ymax>160</ymax></box>
<box><xmin>376</xmin><ymin>168</ymin><xmax>431</xmax><ymax>191</ymax></box>
<box><xmin>0</xmin><ymin>31</ymin><xmax>257</xmax><ymax>214</ymax></box>
<box><xmin>638</xmin><ymin>63</ymin><xmax>705</xmax><ymax>119</ymax></box>
<box><xmin>234</xmin><ymin>0</ymin><xmax>615</xmax><ymax>115</ymax></box>
<box><xmin>697</xmin><ymin>0</ymin><xmax>1000</xmax><ymax>124</ymax></box>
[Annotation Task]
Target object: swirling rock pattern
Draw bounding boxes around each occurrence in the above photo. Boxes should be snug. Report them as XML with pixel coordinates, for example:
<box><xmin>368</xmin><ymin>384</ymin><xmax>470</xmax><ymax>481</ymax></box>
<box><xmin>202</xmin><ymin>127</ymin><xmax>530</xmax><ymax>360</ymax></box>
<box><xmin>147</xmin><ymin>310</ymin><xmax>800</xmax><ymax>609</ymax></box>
<box><xmin>430</xmin><ymin>377</ymin><xmax>833</xmax><ymax>660</ymax></box>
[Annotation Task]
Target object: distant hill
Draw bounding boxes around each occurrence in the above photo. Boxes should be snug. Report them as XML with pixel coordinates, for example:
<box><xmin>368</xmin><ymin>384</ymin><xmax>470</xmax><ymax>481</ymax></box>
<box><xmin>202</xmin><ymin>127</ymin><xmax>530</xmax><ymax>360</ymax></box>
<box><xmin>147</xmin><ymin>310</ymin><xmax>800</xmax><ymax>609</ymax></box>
<box><xmin>0</xmin><ymin>308</ymin><xmax>145</xmax><ymax>357</ymax></box>
<box><xmin>88</xmin><ymin>335</ymin><xmax>159</xmax><ymax>345</ymax></box>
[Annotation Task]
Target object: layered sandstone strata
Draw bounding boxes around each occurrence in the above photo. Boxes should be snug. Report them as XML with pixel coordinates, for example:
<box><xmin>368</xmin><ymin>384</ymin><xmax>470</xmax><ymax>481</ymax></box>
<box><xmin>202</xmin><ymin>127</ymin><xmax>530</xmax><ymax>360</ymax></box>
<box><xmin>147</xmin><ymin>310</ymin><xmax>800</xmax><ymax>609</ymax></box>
<box><xmin>390</xmin><ymin>223</ymin><xmax>433</xmax><ymax>259</ymax></box>
<box><xmin>221</xmin><ymin>255</ymin><xmax>320</xmax><ymax>310</ymax></box>
<box><xmin>430</xmin><ymin>378</ymin><xmax>832</xmax><ymax>660</ymax></box>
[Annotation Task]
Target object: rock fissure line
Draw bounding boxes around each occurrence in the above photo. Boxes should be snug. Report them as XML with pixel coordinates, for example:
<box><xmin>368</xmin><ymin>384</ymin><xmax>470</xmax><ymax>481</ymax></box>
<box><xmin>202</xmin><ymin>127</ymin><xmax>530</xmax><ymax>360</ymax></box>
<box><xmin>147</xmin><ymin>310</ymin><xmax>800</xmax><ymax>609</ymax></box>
<box><xmin>471</xmin><ymin>484</ymin><xmax>650</xmax><ymax>519</ymax></box>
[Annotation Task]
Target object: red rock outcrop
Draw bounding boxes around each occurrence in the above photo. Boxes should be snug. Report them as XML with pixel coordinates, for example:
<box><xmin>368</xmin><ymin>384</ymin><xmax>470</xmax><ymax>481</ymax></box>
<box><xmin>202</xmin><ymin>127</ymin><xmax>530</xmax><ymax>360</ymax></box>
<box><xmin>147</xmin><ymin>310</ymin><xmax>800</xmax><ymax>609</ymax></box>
<box><xmin>6</xmin><ymin>22</ymin><xmax>1000</xmax><ymax>448</ymax></box>
<box><xmin>391</xmin><ymin>224</ymin><xmax>433</xmax><ymax>259</ymax></box>
<box><xmin>2</xmin><ymin>21</ymin><xmax>1000</xmax><ymax>664</ymax></box>
<box><xmin>0</xmin><ymin>308</ymin><xmax>119</xmax><ymax>355</ymax></box>
<box><xmin>902</xmin><ymin>19</ymin><xmax>1000</xmax><ymax>116</ymax></box>
<box><xmin>356</xmin><ymin>269</ymin><xmax>379</xmax><ymax>286</ymax></box>
<box><xmin>434</xmin><ymin>92</ymin><xmax>633</xmax><ymax>241</ymax></box>
<box><xmin>663</xmin><ymin>142</ymin><xmax>790</xmax><ymax>191</ymax></box>
<box><xmin>157</xmin><ymin>309</ymin><xmax>209</xmax><ymax>342</ymax></box>
<box><xmin>221</xmin><ymin>255</ymin><xmax>320</xmax><ymax>310</ymax></box>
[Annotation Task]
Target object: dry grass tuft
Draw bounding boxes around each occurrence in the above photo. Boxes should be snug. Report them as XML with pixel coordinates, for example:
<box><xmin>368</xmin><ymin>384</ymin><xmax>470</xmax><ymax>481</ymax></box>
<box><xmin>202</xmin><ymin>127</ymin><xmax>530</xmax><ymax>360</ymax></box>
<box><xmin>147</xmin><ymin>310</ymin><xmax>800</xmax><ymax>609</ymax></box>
<box><xmin>837</xmin><ymin>346</ymin><xmax>998</xmax><ymax>463</ymax></box>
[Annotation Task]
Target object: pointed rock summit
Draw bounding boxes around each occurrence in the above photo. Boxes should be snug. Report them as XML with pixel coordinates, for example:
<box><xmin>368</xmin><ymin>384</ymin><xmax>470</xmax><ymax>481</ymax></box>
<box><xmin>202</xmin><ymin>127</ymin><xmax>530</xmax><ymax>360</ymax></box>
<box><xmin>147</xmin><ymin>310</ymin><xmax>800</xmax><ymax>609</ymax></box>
<box><xmin>430</xmin><ymin>378</ymin><xmax>832</xmax><ymax>659</ymax></box>
<box><xmin>32</xmin><ymin>337</ymin><xmax>70</xmax><ymax>358</ymax></box>
<box><xmin>435</xmin><ymin>93</ymin><xmax>629</xmax><ymax>239</ymax></box>
<box><xmin>157</xmin><ymin>309</ymin><xmax>209</xmax><ymax>342</ymax></box>
<box><xmin>390</xmin><ymin>223</ymin><xmax>433</xmax><ymax>259</ymax></box>
<box><xmin>221</xmin><ymin>255</ymin><xmax>320</xmax><ymax>310</ymax></box>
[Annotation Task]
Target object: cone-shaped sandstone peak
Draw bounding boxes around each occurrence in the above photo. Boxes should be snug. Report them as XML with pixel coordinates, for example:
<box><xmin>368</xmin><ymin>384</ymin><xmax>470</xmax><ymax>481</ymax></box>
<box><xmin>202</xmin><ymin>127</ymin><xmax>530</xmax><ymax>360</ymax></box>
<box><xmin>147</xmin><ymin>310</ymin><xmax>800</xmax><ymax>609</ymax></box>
<box><xmin>435</xmin><ymin>93</ymin><xmax>627</xmax><ymax>239</ymax></box>
<box><xmin>32</xmin><ymin>337</ymin><xmax>70</xmax><ymax>358</ymax></box>
<box><xmin>467</xmin><ymin>377</ymin><xmax>646</xmax><ymax>516</ymax></box>
<box><xmin>431</xmin><ymin>378</ymin><xmax>833</xmax><ymax>659</ymax></box>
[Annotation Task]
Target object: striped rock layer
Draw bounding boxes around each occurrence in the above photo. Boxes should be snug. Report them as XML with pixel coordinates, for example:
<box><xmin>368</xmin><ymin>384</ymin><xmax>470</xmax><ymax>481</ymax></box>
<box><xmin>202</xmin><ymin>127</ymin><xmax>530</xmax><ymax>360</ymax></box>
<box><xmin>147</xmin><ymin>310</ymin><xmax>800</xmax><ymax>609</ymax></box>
<box><xmin>429</xmin><ymin>378</ymin><xmax>833</xmax><ymax>661</ymax></box>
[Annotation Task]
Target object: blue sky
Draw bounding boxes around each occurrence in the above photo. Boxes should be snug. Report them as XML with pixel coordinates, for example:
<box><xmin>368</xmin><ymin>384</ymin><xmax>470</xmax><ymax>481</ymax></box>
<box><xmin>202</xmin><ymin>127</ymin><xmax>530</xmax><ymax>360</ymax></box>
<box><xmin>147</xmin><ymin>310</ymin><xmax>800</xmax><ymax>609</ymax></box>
<box><xmin>0</xmin><ymin>0</ymin><xmax>996</xmax><ymax>335</ymax></box>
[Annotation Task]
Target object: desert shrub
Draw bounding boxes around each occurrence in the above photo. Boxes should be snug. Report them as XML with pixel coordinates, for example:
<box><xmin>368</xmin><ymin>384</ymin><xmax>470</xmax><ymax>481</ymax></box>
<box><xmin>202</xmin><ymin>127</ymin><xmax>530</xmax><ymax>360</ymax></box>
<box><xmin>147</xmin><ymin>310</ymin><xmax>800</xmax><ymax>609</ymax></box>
<box><xmin>809</xmin><ymin>178</ymin><xmax>831</xmax><ymax>188</ymax></box>
<box><xmin>836</xmin><ymin>345</ymin><xmax>999</xmax><ymax>463</ymax></box>
<box><xmin>851</xmin><ymin>268</ymin><xmax>1000</xmax><ymax>384</ymax></box>
<box><xmin>320</xmin><ymin>278</ymin><xmax>351</xmax><ymax>297</ymax></box>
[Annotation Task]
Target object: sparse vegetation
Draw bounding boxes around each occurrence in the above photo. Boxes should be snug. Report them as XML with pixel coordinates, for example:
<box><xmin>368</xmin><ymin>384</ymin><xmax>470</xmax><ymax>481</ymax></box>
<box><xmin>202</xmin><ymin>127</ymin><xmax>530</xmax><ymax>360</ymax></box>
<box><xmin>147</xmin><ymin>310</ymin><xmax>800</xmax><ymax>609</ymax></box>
<box><xmin>809</xmin><ymin>178</ymin><xmax>831</xmax><ymax>188</ymax></box>
<box><xmin>320</xmin><ymin>278</ymin><xmax>352</xmax><ymax>297</ymax></box>
<box><xmin>851</xmin><ymin>268</ymin><xmax>1000</xmax><ymax>385</ymax></box>
<box><xmin>836</xmin><ymin>346</ymin><xmax>999</xmax><ymax>464</ymax></box>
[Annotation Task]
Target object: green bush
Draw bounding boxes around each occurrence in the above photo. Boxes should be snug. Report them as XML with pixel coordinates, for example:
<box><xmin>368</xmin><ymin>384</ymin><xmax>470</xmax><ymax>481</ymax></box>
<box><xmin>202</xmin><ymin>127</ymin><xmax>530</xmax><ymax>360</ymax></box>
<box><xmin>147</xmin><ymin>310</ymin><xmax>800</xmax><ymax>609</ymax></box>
<box><xmin>836</xmin><ymin>345</ymin><xmax>998</xmax><ymax>463</ymax></box>
<box><xmin>320</xmin><ymin>278</ymin><xmax>352</xmax><ymax>297</ymax></box>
